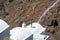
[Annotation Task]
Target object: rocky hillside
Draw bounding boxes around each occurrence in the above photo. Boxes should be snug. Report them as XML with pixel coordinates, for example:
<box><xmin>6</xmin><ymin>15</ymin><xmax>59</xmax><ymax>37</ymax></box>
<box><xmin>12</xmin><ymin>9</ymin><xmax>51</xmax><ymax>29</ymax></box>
<box><xmin>0</xmin><ymin>0</ymin><xmax>60</xmax><ymax>40</ymax></box>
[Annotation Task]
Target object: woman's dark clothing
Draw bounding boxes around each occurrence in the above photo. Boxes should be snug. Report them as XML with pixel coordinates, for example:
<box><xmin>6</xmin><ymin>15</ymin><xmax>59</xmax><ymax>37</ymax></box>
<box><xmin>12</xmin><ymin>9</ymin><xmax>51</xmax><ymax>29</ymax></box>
<box><xmin>50</xmin><ymin>19</ymin><xmax>58</xmax><ymax>28</ymax></box>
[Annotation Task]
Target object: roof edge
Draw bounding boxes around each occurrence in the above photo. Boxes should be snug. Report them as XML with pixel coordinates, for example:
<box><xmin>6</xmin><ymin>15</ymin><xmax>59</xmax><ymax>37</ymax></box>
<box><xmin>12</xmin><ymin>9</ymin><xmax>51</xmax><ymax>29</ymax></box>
<box><xmin>0</xmin><ymin>25</ymin><xmax>10</xmax><ymax>33</ymax></box>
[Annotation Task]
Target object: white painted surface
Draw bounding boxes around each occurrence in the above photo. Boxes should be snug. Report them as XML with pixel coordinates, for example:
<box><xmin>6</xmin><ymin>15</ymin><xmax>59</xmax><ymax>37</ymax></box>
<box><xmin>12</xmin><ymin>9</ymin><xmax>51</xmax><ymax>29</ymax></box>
<box><xmin>34</xmin><ymin>34</ymin><xmax>49</xmax><ymax>40</ymax></box>
<box><xmin>22</xmin><ymin>22</ymin><xmax>26</xmax><ymax>28</ymax></box>
<box><xmin>10</xmin><ymin>22</ymin><xmax>49</xmax><ymax>40</ymax></box>
<box><xmin>0</xmin><ymin>19</ymin><xmax>9</xmax><ymax>33</ymax></box>
<box><xmin>26</xmin><ymin>22</ymin><xmax>46</xmax><ymax>34</ymax></box>
<box><xmin>10</xmin><ymin>27</ymin><xmax>32</xmax><ymax>40</ymax></box>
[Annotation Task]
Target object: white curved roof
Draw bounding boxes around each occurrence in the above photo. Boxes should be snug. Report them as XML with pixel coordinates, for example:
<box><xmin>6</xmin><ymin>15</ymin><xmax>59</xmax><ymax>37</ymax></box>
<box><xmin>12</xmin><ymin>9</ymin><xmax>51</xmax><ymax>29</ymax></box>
<box><xmin>26</xmin><ymin>22</ymin><xmax>46</xmax><ymax>34</ymax></box>
<box><xmin>0</xmin><ymin>19</ymin><xmax>9</xmax><ymax>33</ymax></box>
<box><xmin>34</xmin><ymin>34</ymin><xmax>49</xmax><ymax>40</ymax></box>
<box><xmin>10</xmin><ymin>27</ymin><xmax>32</xmax><ymax>40</ymax></box>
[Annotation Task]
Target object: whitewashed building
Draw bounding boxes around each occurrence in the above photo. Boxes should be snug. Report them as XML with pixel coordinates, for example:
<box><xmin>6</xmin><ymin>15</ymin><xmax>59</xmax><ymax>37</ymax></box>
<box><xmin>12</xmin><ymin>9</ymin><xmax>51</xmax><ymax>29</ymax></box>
<box><xmin>26</xmin><ymin>22</ymin><xmax>46</xmax><ymax>34</ymax></box>
<box><xmin>0</xmin><ymin>19</ymin><xmax>10</xmax><ymax>40</ymax></box>
<box><xmin>10</xmin><ymin>22</ymin><xmax>50</xmax><ymax>40</ymax></box>
<box><xmin>10</xmin><ymin>27</ymin><xmax>33</xmax><ymax>40</ymax></box>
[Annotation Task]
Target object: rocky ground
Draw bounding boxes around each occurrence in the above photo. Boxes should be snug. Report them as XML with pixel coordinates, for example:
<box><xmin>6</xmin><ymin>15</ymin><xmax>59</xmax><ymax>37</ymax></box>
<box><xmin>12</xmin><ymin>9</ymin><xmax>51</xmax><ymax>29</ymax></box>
<box><xmin>41</xmin><ymin>1</ymin><xmax>60</xmax><ymax>40</ymax></box>
<box><xmin>0</xmin><ymin>0</ymin><xmax>60</xmax><ymax>40</ymax></box>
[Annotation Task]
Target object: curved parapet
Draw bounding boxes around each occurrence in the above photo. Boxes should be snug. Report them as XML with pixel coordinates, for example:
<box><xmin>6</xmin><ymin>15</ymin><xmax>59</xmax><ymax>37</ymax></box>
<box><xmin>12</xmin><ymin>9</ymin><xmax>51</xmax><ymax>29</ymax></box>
<box><xmin>0</xmin><ymin>19</ymin><xmax>10</xmax><ymax>33</ymax></box>
<box><xmin>10</xmin><ymin>27</ymin><xmax>33</xmax><ymax>40</ymax></box>
<box><xmin>27</xmin><ymin>22</ymin><xmax>46</xmax><ymax>34</ymax></box>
